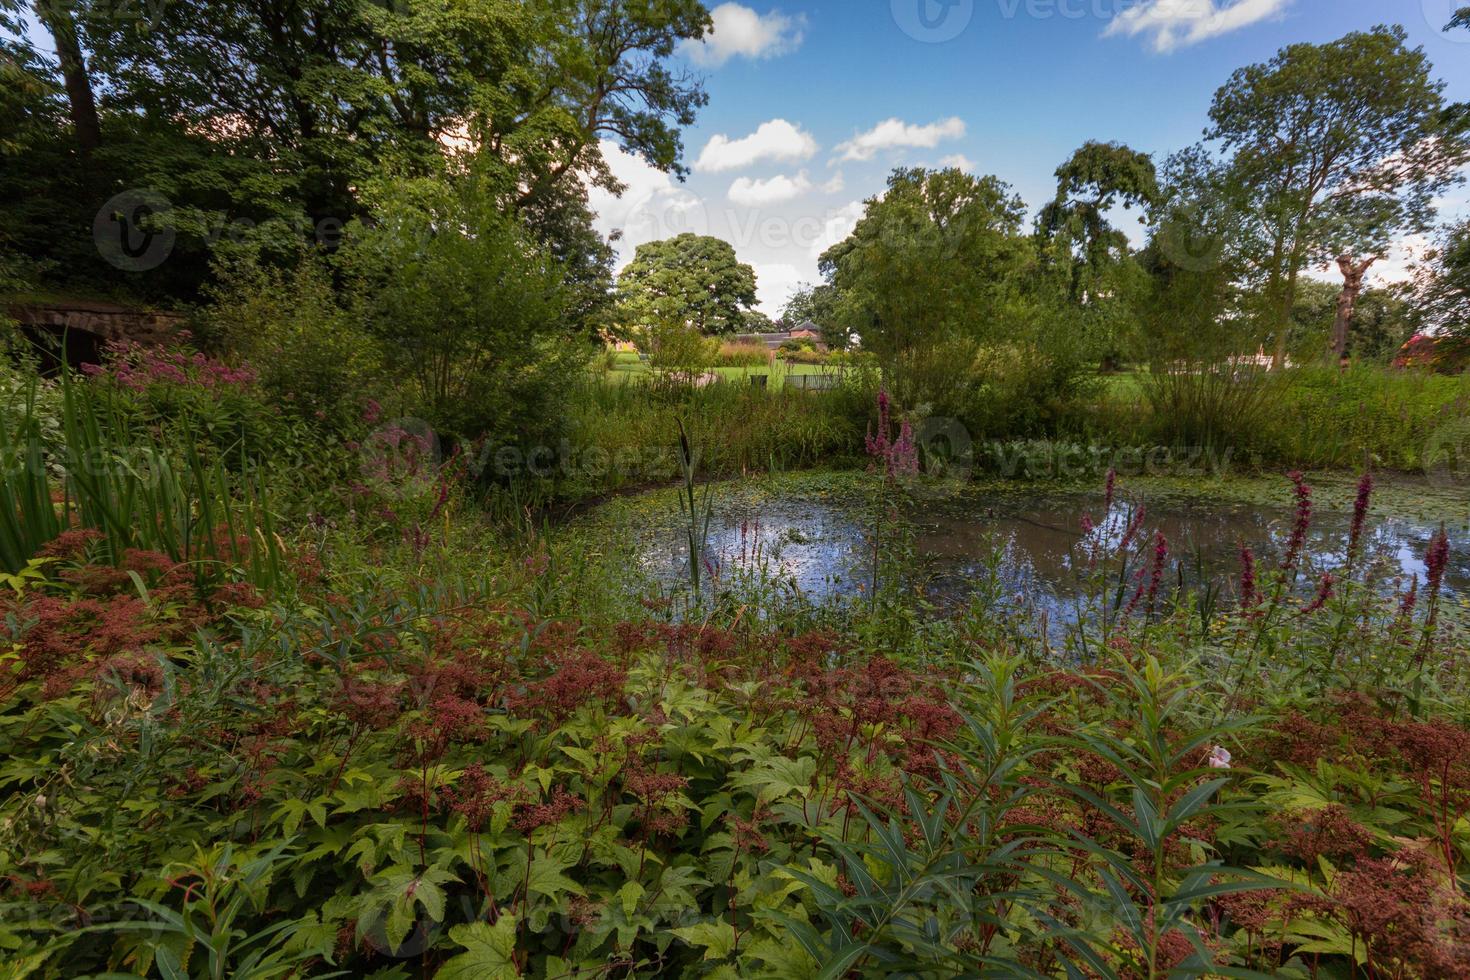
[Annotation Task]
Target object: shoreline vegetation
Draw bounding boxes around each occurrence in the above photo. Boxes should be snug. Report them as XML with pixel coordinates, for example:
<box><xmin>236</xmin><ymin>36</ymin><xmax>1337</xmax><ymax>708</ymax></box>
<box><xmin>2</xmin><ymin>352</ymin><xmax>1469</xmax><ymax>977</ymax></box>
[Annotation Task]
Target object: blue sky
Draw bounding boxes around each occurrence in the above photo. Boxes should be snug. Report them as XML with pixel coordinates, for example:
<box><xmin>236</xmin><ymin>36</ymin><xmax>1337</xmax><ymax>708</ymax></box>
<box><xmin>589</xmin><ymin>0</ymin><xmax>1470</xmax><ymax>312</ymax></box>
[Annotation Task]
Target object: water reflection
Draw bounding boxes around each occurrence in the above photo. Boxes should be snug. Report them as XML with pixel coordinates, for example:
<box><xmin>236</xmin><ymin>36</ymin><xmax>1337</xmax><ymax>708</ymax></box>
<box><xmin>632</xmin><ymin>491</ymin><xmax>1468</xmax><ymax>621</ymax></box>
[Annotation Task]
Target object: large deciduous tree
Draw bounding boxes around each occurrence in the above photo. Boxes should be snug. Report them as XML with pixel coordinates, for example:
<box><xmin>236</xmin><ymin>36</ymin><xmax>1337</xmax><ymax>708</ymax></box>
<box><xmin>1205</xmin><ymin>26</ymin><xmax>1467</xmax><ymax>366</ymax></box>
<box><xmin>84</xmin><ymin>0</ymin><xmax>710</xmax><ymax>224</ymax></box>
<box><xmin>617</xmin><ymin>233</ymin><xmax>758</xmax><ymax>337</ymax></box>
<box><xmin>820</xmin><ymin>167</ymin><xmax>1030</xmax><ymax>408</ymax></box>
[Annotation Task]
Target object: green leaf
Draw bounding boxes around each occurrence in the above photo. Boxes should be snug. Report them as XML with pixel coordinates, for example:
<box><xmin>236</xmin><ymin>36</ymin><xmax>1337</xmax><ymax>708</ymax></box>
<box><xmin>439</xmin><ymin>918</ymin><xmax>519</xmax><ymax>980</ymax></box>
<box><xmin>617</xmin><ymin>880</ymin><xmax>644</xmax><ymax>918</ymax></box>
<box><xmin>671</xmin><ymin>920</ymin><xmax>737</xmax><ymax>961</ymax></box>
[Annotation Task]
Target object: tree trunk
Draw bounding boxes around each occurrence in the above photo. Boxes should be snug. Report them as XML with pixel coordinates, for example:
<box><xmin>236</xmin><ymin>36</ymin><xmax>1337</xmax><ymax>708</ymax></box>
<box><xmin>1330</xmin><ymin>255</ymin><xmax>1377</xmax><ymax>361</ymax></box>
<box><xmin>1271</xmin><ymin>263</ymin><xmax>1300</xmax><ymax>371</ymax></box>
<box><xmin>32</xmin><ymin>0</ymin><xmax>101</xmax><ymax>160</ymax></box>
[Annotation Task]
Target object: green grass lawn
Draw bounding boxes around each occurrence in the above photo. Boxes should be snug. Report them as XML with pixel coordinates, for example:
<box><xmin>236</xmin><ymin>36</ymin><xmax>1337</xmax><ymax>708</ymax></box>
<box><xmin>603</xmin><ymin>355</ymin><xmax>840</xmax><ymax>390</ymax></box>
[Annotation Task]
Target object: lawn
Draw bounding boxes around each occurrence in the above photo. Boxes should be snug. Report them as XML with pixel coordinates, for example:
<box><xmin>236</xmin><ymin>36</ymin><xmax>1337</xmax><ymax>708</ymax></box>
<box><xmin>603</xmin><ymin>352</ymin><xmax>843</xmax><ymax>389</ymax></box>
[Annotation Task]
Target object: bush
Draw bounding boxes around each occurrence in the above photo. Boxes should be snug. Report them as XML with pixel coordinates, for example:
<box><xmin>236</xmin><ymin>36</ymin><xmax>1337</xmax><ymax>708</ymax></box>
<box><xmin>713</xmin><ymin>342</ymin><xmax>769</xmax><ymax>368</ymax></box>
<box><xmin>342</xmin><ymin>177</ymin><xmax>590</xmax><ymax>447</ymax></box>
<box><xmin>202</xmin><ymin>252</ymin><xmax>382</xmax><ymax>437</ymax></box>
<box><xmin>780</xmin><ymin>347</ymin><xmax>828</xmax><ymax>365</ymax></box>
<box><xmin>642</xmin><ymin>321</ymin><xmax>719</xmax><ymax>379</ymax></box>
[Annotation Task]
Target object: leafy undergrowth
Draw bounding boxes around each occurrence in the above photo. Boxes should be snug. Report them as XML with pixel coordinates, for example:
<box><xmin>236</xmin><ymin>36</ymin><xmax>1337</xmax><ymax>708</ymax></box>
<box><xmin>1</xmin><ymin>527</ymin><xmax>1468</xmax><ymax>978</ymax></box>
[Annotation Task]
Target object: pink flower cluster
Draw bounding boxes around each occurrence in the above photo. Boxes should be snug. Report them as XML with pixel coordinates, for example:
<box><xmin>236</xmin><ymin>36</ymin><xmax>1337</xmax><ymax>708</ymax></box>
<box><xmin>83</xmin><ymin>338</ymin><xmax>257</xmax><ymax>393</ymax></box>
<box><xmin>866</xmin><ymin>389</ymin><xmax>918</xmax><ymax>480</ymax></box>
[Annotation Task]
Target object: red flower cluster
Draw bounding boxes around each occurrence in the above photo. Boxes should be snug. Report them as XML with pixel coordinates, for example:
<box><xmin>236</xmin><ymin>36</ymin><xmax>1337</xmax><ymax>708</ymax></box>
<box><xmin>1268</xmin><ymin>805</ymin><xmax>1372</xmax><ymax>864</ymax></box>
<box><xmin>440</xmin><ymin>764</ymin><xmax>514</xmax><ymax>832</ymax></box>
<box><xmin>508</xmin><ymin>651</ymin><xmax>627</xmax><ymax>725</ymax></box>
<box><xmin>512</xmin><ymin>787</ymin><xmax>584</xmax><ymax>834</ymax></box>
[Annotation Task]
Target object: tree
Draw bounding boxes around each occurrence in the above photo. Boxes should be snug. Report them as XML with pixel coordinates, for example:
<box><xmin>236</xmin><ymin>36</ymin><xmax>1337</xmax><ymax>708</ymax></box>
<box><xmin>740</xmin><ymin>309</ymin><xmax>777</xmax><ymax>333</ymax></box>
<box><xmin>28</xmin><ymin>0</ymin><xmax>100</xmax><ymax>163</ymax></box>
<box><xmin>1405</xmin><ymin>217</ymin><xmax>1470</xmax><ymax>338</ymax></box>
<box><xmin>1037</xmin><ymin>141</ymin><xmax>1158</xmax><ymax>303</ymax></box>
<box><xmin>617</xmin><ymin>234</ymin><xmax>757</xmax><ymax>336</ymax></box>
<box><xmin>341</xmin><ymin>176</ymin><xmax>580</xmax><ymax>444</ymax></box>
<box><xmin>820</xmin><ymin>166</ymin><xmax>1030</xmax><ymax>408</ymax></box>
<box><xmin>1206</xmin><ymin>27</ymin><xmax>1467</xmax><ymax>366</ymax></box>
<box><xmin>780</xmin><ymin>282</ymin><xmax>845</xmax><ymax>345</ymax></box>
<box><xmin>85</xmin><ymin>0</ymin><xmax>710</xmax><ymax>225</ymax></box>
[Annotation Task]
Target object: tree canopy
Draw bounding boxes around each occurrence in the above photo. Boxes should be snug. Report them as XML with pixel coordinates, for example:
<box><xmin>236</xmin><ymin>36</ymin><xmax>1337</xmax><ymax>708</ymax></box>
<box><xmin>1204</xmin><ymin>26</ymin><xmax>1467</xmax><ymax>363</ymax></box>
<box><xmin>617</xmin><ymin>233</ymin><xmax>758</xmax><ymax>337</ymax></box>
<box><xmin>820</xmin><ymin>167</ymin><xmax>1031</xmax><ymax>407</ymax></box>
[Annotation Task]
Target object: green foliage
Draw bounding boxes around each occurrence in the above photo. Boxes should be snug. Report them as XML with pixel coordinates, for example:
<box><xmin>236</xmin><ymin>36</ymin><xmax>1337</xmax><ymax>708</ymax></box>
<box><xmin>0</xmin><ymin>365</ymin><xmax>281</xmax><ymax>586</ymax></box>
<box><xmin>1038</xmin><ymin>140</ymin><xmax>1159</xmax><ymax>307</ymax></box>
<box><xmin>822</xmin><ymin>167</ymin><xmax>1033</xmax><ymax>411</ymax></box>
<box><xmin>780</xmin><ymin>282</ymin><xmax>844</xmax><ymax>347</ymax></box>
<box><xmin>343</xmin><ymin>176</ymin><xmax>587</xmax><ymax>445</ymax></box>
<box><xmin>618</xmin><ymin>234</ymin><xmax>759</xmax><ymax>338</ymax></box>
<box><xmin>201</xmin><ymin>252</ymin><xmax>381</xmax><ymax>436</ymax></box>
<box><xmin>3</xmin><ymin>468</ymin><xmax>1467</xmax><ymax>976</ymax></box>
<box><xmin>643</xmin><ymin>321</ymin><xmax>719</xmax><ymax>379</ymax></box>
<box><xmin>712</xmin><ymin>342</ymin><xmax>771</xmax><ymax>368</ymax></box>
<box><xmin>1205</xmin><ymin>26</ymin><xmax>1467</xmax><ymax>361</ymax></box>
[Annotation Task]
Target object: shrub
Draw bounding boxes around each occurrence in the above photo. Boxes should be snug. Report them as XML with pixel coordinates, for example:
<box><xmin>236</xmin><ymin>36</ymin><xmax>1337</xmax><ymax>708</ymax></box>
<box><xmin>202</xmin><ymin>252</ymin><xmax>382</xmax><ymax>437</ymax></box>
<box><xmin>342</xmin><ymin>177</ymin><xmax>590</xmax><ymax>447</ymax></box>
<box><xmin>713</xmin><ymin>342</ymin><xmax>769</xmax><ymax>368</ymax></box>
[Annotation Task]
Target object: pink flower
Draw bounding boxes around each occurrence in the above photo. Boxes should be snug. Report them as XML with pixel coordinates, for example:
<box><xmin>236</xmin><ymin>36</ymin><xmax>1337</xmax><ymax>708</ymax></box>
<box><xmin>1348</xmin><ymin>472</ymin><xmax>1374</xmax><ymax>561</ymax></box>
<box><xmin>1207</xmin><ymin>746</ymin><xmax>1232</xmax><ymax>769</ymax></box>
<box><xmin>1281</xmin><ymin>471</ymin><xmax>1313</xmax><ymax>574</ymax></box>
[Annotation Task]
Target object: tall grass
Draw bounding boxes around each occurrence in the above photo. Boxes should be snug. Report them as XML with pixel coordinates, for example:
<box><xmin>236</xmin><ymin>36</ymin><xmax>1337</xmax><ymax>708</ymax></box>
<box><xmin>712</xmin><ymin>342</ymin><xmax>771</xmax><ymax>368</ymax></box>
<box><xmin>0</xmin><ymin>370</ymin><xmax>281</xmax><ymax>587</ymax></box>
<box><xmin>551</xmin><ymin>375</ymin><xmax>873</xmax><ymax>498</ymax></box>
<box><xmin>1139</xmin><ymin>363</ymin><xmax>1275</xmax><ymax>456</ymax></box>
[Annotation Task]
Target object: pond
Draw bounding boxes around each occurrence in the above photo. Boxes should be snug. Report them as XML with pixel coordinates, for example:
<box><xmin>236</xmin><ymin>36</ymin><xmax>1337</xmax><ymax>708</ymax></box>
<box><xmin>609</xmin><ymin>475</ymin><xmax>1470</xmax><ymax>624</ymax></box>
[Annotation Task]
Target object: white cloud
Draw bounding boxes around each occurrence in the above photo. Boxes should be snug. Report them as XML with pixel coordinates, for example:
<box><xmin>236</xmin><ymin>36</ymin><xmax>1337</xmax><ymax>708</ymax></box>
<box><xmin>696</xmin><ymin>119</ymin><xmax>818</xmax><ymax>173</ymax></box>
<box><xmin>727</xmin><ymin>169</ymin><xmax>846</xmax><ymax>206</ymax></box>
<box><xmin>682</xmin><ymin>4</ymin><xmax>805</xmax><ymax>67</ymax></box>
<box><xmin>1104</xmin><ymin>0</ymin><xmax>1292</xmax><ymax>54</ymax></box>
<box><xmin>753</xmin><ymin>261</ymin><xmax>805</xmax><ymax>314</ymax></box>
<box><xmin>810</xmin><ymin>200</ymin><xmax>866</xmax><ymax>259</ymax></box>
<box><xmin>587</xmin><ymin>140</ymin><xmax>706</xmax><ymax>269</ymax></box>
<box><xmin>939</xmin><ymin>154</ymin><xmax>975</xmax><ymax>171</ymax></box>
<box><xmin>729</xmin><ymin>172</ymin><xmax>812</xmax><ymax>206</ymax></box>
<box><xmin>833</xmin><ymin>117</ymin><xmax>966</xmax><ymax>163</ymax></box>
